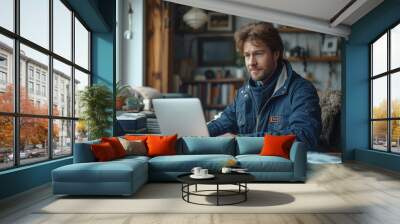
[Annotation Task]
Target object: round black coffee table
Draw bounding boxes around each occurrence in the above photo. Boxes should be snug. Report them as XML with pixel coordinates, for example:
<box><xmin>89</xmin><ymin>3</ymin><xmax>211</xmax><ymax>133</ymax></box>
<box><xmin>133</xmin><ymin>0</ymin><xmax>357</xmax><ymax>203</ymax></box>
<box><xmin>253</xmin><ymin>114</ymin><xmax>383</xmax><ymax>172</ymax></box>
<box><xmin>177</xmin><ymin>173</ymin><xmax>255</xmax><ymax>206</ymax></box>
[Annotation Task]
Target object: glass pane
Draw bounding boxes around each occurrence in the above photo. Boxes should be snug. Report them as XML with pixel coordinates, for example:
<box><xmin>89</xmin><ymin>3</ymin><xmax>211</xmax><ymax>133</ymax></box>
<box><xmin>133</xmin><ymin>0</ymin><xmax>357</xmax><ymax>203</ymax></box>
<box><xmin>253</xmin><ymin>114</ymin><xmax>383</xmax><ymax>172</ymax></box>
<box><xmin>75</xmin><ymin>120</ymin><xmax>88</xmax><ymax>143</ymax></box>
<box><xmin>74</xmin><ymin>69</ymin><xmax>89</xmax><ymax>118</ymax></box>
<box><xmin>372</xmin><ymin>121</ymin><xmax>387</xmax><ymax>151</ymax></box>
<box><xmin>20</xmin><ymin>0</ymin><xmax>49</xmax><ymax>49</ymax></box>
<box><xmin>391</xmin><ymin>72</ymin><xmax>400</xmax><ymax>118</ymax></box>
<box><xmin>53</xmin><ymin>59</ymin><xmax>72</xmax><ymax>117</ymax></box>
<box><xmin>53</xmin><ymin>119</ymin><xmax>72</xmax><ymax>158</ymax></box>
<box><xmin>0</xmin><ymin>35</ymin><xmax>14</xmax><ymax>112</ymax></box>
<box><xmin>391</xmin><ymin>24</ymin><xmax>400</xmax><ymax>70</ymax></box>
<box><xmin>0</xmin><ymin>0</ymin><xmax>14</xmax><ymax>31</ymax></box>
<box><xmin>20</xmin><ymin>44</ymin><xmax>49</xmax><ymax>115</ymax></box>
<box><xmin>20</xmin><ymin>117</ymin><xmax>49</xmax><ymax>165</ymax></box>
<box><xmin>74</xmin><ymin>18</ymin><xmax>89</xmax><ymax>70</ymax></box>
<box><xmin>372</xmin><ymin>77</ymin><xmax>387</xmax><ymax>119</ymax></box>
<box><xmin>391</xmin><ymin>120</ymin><xmax>400</xmax><ymax>153</ymax></box>
<box><xmin>53</xmin><ymin>0</ymin><xmax>72</xmax><ymax>60</ymax></box>
<box><xmin>372</xmin><ymin>33</ymin><xmax>387</xmax><ymax>76</ymax></box>
<box><xmin>0</xmin><ymin>116</ymin><xmax>14</xmax><ymax>170</ymax></box>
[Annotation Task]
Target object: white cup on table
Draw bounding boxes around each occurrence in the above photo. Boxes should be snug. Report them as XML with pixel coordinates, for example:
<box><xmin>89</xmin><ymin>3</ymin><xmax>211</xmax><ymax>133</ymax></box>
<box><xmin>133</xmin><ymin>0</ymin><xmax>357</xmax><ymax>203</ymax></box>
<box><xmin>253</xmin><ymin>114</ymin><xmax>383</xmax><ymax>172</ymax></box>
<box><xmin>191</xmin><ymin>167</ymin><xmax>202</xmax><ymax>176</ymax></box>
<box><xmin>199</xmin><ymin>169</ymin><xmax>208</xmax><ymax>176</ymax></box>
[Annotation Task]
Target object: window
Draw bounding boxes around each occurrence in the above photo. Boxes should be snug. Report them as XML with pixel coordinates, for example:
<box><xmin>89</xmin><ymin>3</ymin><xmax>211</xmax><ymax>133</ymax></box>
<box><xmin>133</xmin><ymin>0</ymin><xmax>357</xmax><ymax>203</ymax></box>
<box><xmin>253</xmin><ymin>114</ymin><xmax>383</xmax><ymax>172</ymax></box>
<box><xmin>28</xmin><ymin>81</ymin><xmax>34</xmax><ymax>94</ymax></box>
<box><xmin>36</xmin><ymin>83</ymin><xmax>40</xmax><ymax>95</ymax></box>
<box><xmin>28</xmin><ymin>67</ymin><xmax>34</xmax><ymax>80</ymax></box>
<box><xmin>42</xmin><ymin>85</ymin><xmax>46</xmax><ymax>97</ymax></box>
<box><xmin>0</xmin><ymin>71</ymin><xmax>6</xmax><ymax>85</ymax></box>
<box><xmin>0</xmin><ymin>55</ymin><xmax>7</xmax><ymax>67</ymax></box>
<box><xmin>0</xmin><ymin>0</ymin><xmax>91</xmax><ymax>170</ymax></box>
<box><xmin>371</xmin><ymin>23</ymin><xmax>400</xmax><ymax>154</ymax></box>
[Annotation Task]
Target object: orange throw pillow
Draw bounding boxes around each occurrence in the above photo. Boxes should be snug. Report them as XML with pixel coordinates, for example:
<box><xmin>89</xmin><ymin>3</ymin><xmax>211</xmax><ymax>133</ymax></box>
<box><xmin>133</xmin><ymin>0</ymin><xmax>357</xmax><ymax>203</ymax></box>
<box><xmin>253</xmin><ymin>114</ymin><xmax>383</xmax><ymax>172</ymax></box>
<box><xmin>101</xmin><ymin>137</ymin><xmax>127</xmax><ymax>158</ymax></box>
<box><xmin>124</xmin><ymin>135</ymin><xmax>148</xmax><ymax>141</ymax></box>
<box><xmin>91</xmin><ymin>142</ymin><xmax>117</xmax><ymax>161</ymax></box>
<box><xmin>147</xmin><ymin>134</ymin><xmax>177</xmax><ymax>157</ymax></box>
<box><xmin>259</xmin><ymin>134</ymin><xmax>296</xmax><ymax>159</ymax></box>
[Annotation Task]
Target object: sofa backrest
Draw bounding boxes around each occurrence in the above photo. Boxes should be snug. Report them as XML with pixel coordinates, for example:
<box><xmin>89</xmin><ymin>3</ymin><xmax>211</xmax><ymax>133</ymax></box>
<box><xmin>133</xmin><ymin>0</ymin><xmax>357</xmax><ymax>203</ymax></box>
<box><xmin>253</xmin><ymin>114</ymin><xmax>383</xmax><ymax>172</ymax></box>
<box><xmin>73</xmin><ymin>140</ymin><xmax>100</xmax><ymax>163</ymax></box>
<box><xmin>179</xmin><ymin>137</ymin><xmax>235</xmax><ymax>155</ymax></box>
<box><xmin>235</xmin><ymin>137</ymin><xmax>264</xmax><ymax>155</ymax></box>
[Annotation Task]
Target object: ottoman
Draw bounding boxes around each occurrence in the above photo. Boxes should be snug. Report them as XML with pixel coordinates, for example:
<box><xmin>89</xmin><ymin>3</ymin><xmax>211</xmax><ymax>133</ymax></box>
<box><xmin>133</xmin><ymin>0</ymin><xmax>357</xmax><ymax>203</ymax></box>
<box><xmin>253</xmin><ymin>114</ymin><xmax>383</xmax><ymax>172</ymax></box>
<box><xmin>52</xmin><ymin>158</ymin><xmax>148</xmax><ymax>196</ymax></box>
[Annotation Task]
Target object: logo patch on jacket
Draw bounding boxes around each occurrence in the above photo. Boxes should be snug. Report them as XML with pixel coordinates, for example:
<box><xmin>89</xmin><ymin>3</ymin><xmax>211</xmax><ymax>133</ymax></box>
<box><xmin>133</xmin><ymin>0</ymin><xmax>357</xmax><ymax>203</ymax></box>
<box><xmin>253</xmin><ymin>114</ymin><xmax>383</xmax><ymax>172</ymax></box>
<box><xmin>269</xmin><ymin>116</ymin><xmax>281</xmax><ymax>123</ymax></box>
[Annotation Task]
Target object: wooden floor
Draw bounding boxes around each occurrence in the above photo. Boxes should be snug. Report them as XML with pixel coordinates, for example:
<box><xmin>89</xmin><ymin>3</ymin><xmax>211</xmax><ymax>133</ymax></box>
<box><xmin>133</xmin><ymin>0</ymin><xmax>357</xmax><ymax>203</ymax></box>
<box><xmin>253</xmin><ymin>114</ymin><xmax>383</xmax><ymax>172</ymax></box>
<box><xmin>1</xmin><ymin>161</ymin><xmax>400</xmax><ymax>224</ymax></box>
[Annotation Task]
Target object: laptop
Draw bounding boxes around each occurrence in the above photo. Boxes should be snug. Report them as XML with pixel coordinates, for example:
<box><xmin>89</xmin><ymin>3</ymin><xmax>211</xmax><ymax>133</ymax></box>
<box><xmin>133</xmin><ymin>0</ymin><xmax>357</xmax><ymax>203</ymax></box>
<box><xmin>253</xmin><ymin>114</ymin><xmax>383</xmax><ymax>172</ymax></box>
<box><xmin>152</xmin><ymin>98</ymin><xmax>210</xmax><ymax>137</ymax></box>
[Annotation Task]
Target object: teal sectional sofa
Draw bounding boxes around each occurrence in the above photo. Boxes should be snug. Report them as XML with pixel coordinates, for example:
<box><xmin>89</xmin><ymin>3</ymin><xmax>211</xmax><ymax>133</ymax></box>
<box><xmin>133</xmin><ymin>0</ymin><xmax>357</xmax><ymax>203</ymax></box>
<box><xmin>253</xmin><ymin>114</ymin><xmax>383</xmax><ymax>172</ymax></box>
<box><xmin>52</xmin><ymin>137</ymin><xmax>307</xmax><ymax>196</ymax></box>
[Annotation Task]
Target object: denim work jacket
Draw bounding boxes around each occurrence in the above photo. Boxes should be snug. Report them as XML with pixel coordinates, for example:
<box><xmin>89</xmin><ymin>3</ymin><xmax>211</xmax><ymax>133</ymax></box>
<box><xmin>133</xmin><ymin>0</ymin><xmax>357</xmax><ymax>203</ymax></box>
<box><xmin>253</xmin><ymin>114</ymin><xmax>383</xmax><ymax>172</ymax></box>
<box><xmin>207</xmin><ymin>61</ymin><xmax>322</xmax><ymax>147</ymax></box>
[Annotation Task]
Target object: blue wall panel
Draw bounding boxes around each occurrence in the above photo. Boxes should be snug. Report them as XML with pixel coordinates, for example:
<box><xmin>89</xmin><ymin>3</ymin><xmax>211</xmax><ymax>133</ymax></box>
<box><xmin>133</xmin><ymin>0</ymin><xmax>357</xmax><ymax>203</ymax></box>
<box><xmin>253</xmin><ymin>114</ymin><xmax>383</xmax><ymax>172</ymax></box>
<box><xmin>0</xmin><ymin>158</ymin><xmax>72</xmax><ymax>199</ymax></box>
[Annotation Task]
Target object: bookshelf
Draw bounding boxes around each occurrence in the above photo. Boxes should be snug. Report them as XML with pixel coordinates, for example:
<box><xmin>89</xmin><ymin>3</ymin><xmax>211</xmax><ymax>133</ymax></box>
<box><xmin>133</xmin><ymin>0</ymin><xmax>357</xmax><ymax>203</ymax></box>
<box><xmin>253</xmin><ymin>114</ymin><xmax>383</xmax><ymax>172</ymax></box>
<box><xmin>287</xmin><ymin>56</ymin><xmax>341</xmax><ymax>63</ymax></box>
<box><xmin>181</xmin><ymin>78</ymin><xmax>245</xmax><ymax>121</ymax></box>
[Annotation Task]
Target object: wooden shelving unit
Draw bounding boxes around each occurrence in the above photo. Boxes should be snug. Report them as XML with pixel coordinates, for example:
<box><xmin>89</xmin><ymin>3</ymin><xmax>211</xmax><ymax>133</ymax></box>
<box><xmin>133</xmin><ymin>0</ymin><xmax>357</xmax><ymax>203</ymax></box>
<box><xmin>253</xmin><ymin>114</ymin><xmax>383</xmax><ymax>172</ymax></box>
<box><xmin>181</xmin><ymin>78</ymin><xmax>245</xmax><ymax>121</ymax></box>
<box><xmin>182</xmin><ymin>78</ymin><xmax>245</xmax><ymax>85</ymax></box>
<box><xmin>287</xmin><ymin>56</ymin><xmax>341</xmax><ymax>63</ymax></box>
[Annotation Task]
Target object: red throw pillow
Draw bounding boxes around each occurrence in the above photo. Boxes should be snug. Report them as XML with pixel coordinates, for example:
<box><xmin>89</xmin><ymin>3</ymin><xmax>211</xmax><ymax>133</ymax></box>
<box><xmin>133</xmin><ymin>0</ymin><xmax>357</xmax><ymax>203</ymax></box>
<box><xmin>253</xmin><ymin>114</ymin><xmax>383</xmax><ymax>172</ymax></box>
<box><xmin>147</xmin><ymin>134</ymin><xmax>177</xmax><ymax>157</ymax></box>
<box><xmin>91</xmin><ymin>142</ymin><xmax>118</xmax><ymax>161</ymax></box>
<box><xmin>124</xmin><ymin>135</ymin><xmax>148</xmax><ymax>142</ymax></box>
<box><xmin>101</xmin><ymin>137</ymin><xmax>127</xmax><ymax>158</ymax></box>
<box><xmin>259</xmin><ymin>134</ymin><xmax>296</xmax><ymax>159</ymax></box>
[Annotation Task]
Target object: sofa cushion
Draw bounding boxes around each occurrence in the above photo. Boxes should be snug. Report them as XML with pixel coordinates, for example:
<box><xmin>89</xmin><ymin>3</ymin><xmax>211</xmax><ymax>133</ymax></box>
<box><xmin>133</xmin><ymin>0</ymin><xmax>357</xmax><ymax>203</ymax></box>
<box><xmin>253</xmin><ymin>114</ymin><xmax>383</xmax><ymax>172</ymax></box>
<box><xmin>101</xmin><ymin>137</ymin><xmax>127</xmax><ymax>158</ymax></box>
<box><xmin>180</xmin><ymin>137</ymin><xmax>235</xmax><ymax>155</ymax></box>
<box><xmin>147</xmin><ymin>134</ymin><xmax>178</xmax><ymax>157</ymax></box>
<box><xmin>236</xmin><ymin>137</ymin><xmax>264</xmax><ymax>155</ymax></box>
<box><xmin>91</xmin><ymin>142</ymin><xmax>118</xmax><ymax>161</ymax></box>
<box><xmin>118</xmin><ymin>138</ymin><xmax>147</xmax><ymax>156</ymax></box>
<box><xmin>74</xmin><ymin>140</ymin><xmax>100</xmax><ymax>163</ymax></box>
<box><xmin>236</xmin><ymin>155</ymin><xmax>293</xmax><ymax>172</ymax></box>
<box><xmin>148</xmin><ymin>154</ymin><xmax>235</xmax><ymax>172</ymax></box>
<box><xmin>260</xmin><ymin>134</ymin><xmax>296</xmax><ymax>159</ymax></box>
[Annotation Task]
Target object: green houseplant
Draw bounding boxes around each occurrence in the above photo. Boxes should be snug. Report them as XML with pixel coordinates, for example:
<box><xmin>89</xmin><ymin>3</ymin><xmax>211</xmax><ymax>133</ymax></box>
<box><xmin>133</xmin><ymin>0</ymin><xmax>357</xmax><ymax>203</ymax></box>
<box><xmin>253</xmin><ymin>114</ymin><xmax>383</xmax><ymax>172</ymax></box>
<box><xmin>79</xmin><ymin>84</ymin><xmax>113</xmax><ymax>140</ymax></box>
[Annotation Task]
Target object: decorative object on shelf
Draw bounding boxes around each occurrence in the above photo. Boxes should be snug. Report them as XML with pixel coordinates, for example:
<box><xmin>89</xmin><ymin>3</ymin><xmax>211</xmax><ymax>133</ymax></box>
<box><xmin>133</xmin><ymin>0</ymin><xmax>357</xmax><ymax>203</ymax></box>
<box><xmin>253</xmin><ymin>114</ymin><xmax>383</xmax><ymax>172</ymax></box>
<box><xmin>321</xmin><ymin>36</ymin><xmax>338</xmax><ymax>56</ymax></box>
<box><xmin>207</xmin><ymin>12</ymin><xmax>233</xmax><ymax>31</ymax></box>
<box><xmin>204</xmin><ymin>70</ymin><xmax>215</xmax><ymax>79</ymax></box>
<box><xmin>183</xmin><ymin>7</ymin><xmax>208</xmax><ymax>30</ymax></box>
<box><xmin>198</xmin><ymin>37</ymin><xmax>236</xmax><ymax>66</ymax></box>
<box><xmin>116</xmin><ymin>81</ymin><xmax>130</xmax><ymax>110</ymax></box>
<box><xmin>123</xmin><ymin>96</ymin><xmax>144</xmax><ymax>112</ymax></box>
<box><xmin>124</xmin><ymin>2</ymin><xmax>134</xmax><ymax>40</ymax></box>
<box><xmin>194</xmin><ymin>73</ymin><xmax>206</xmax><ymax>81</ymax></box>
<box><xmin>79</xmin><ymin>84</ymin><xmax>113</xmax><ymax>140</ymax></box>
<box><xmin>289</xmin><ymin>46</ymin><xmax>308</xmax><ymax>57</ymax></box>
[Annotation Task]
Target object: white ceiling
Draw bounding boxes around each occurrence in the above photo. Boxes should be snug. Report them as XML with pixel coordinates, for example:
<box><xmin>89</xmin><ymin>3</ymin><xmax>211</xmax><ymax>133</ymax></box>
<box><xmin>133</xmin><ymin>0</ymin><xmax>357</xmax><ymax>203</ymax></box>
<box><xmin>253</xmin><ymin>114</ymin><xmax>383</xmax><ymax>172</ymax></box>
<box><xmin>164</xmin><ymin>0</ymin><xmax>384</xmax><ymax>38</ymax></box>
<box><xmin>225</xmin><ymin>0</ymin><xmax>352</xmax><ymax>23</ymax></box>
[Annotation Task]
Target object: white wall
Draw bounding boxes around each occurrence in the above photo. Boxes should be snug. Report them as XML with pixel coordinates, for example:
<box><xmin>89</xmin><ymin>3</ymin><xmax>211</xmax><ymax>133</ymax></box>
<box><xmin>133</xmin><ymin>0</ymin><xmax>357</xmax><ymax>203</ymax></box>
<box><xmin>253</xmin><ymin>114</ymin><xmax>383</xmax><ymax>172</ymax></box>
<box><xmin>116</xmin><ymin>0</ymin><xmax>145</xmax><ymax>87</ymax></box>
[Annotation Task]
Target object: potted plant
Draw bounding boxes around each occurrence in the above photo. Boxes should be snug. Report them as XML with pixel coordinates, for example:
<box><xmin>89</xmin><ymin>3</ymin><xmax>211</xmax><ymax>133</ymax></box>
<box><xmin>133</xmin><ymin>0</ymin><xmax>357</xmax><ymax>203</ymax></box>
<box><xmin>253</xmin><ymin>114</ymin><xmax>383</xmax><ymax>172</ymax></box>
<box><xmin>116</xmin><ymin>81</ymin><xmax>130</xmax><ymax>110</ymax></box>
<box><xmin>79</xmin><ymin>84</ymin><xmax>113</xmax><ymax>140</ymax></box>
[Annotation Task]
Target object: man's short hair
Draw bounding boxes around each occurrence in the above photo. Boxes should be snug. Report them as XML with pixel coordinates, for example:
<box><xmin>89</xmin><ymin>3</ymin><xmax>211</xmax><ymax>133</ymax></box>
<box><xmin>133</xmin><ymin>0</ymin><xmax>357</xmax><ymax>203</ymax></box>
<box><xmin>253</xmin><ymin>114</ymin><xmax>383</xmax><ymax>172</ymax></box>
<box><xmin>234</xmin><ymin>22</ymin><xmax>284</xmax><ymax>61</ymax></box>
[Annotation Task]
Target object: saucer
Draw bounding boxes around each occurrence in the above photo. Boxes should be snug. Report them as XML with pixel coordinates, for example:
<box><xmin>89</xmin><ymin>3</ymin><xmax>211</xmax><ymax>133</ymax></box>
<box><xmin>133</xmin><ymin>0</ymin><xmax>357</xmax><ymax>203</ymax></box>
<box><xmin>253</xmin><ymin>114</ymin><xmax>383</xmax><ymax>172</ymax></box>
<box><xmin>190</xmin><ymin>174</ymin><xmax>215</xmax><ymax>179</ymax></box>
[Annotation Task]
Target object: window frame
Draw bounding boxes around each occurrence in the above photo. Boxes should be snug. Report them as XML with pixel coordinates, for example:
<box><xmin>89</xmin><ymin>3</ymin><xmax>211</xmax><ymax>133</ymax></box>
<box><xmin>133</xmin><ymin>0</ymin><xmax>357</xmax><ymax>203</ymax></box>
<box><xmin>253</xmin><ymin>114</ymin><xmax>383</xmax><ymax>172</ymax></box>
<box><xmin>0</xmin><ymin>0</ymin><xmax>92</xmax><ymax>171</ymax></box>
<box><xmin>370</xmin><ymin>20</ymin><xmax>400</xmax><ymax>154</ymax></box>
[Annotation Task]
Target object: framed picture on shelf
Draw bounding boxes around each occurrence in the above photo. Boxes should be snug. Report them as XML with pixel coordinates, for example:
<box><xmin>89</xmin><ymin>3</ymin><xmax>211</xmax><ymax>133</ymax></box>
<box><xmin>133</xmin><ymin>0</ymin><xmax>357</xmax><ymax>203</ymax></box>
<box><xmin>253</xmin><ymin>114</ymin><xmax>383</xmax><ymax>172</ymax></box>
<box><xmin>198</xmin><ymin>37</ymin><xmax>236</xmax><ymax>66</ymax></box>
<box><xmin>207</xmin><ymin>12</ymin><xmax>234</xmax><ymax>32</ymax></box>
<box><xmin>321</xmin><ymin>36</ymin><xmax>338</xmax><ymax>56</ymax></box>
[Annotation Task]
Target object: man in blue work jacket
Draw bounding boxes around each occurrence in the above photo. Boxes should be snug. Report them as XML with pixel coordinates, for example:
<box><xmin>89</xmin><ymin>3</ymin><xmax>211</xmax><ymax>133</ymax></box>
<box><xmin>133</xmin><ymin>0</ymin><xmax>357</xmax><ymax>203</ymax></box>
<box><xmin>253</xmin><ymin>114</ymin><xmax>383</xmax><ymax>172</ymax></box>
<box><xmin>207</xmin><ymin>22</ymin><xmax>322</xmax><ymax>147</ymax></box>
